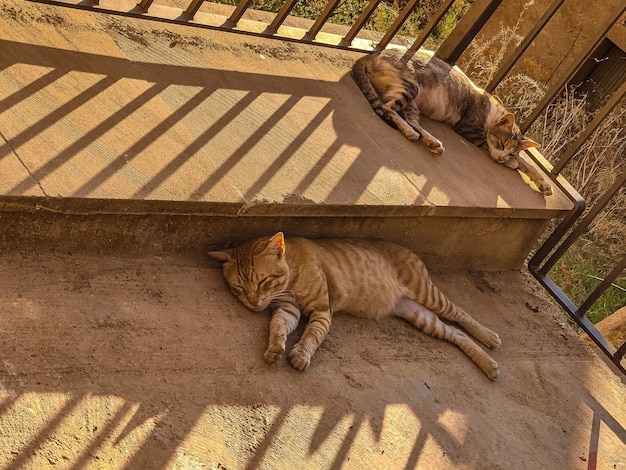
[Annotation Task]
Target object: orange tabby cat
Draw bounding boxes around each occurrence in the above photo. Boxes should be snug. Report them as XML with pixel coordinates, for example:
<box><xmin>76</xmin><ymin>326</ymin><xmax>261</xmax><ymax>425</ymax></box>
<box><xmin>209</xmin><ymin>233</ymin><xmax>500</xmax><ymax>380</ymax></box>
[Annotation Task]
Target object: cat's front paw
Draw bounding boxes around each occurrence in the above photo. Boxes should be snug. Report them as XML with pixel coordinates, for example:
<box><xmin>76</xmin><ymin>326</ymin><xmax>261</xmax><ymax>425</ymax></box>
<box><xmin>504</xmin><ymin>159</ymin><xmax>519</xmax><ymax>169</ymax></box>
<box><xmin>264</xmin><ymin>343</ymin><xmax>285</xmax><ymax>364</ymax></box>
<box><xmin>539</xmin><ymin>182</ymin><xmax>553</xmax><ymax>196</ymax></box>
<box><xmin>288</xmin><ymin>344</ymin><xmax>312</xmax><ymax>371</ymax></box>
<box><xmin>425</xmin><ymin>139</ymin><xmax>444</xmax><ymax>155</ymax></box>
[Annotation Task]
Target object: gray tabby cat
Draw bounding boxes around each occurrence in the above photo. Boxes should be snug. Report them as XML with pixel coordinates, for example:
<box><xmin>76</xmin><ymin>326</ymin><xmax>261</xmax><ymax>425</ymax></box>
<box><xmin>209</xmin><ymin>233</ymin><xmax>500</xmax><ymax>380</ymax></box>
<box><xmin>351</xmin><ymin>49</ymin><xmax>553</xmax><ymax>196</ymax></box>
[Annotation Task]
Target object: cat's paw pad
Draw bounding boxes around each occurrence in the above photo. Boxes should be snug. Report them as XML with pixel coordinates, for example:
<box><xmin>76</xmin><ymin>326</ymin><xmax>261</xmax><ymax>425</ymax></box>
<box><xmin>539</xmin><ymin>183</ymin><xmax>553</xmax><ymax>196</ymax></box>
<box><xmin>288</xmin><ymin>344</ymin><xmax>311</xmax><ymax>371</ymax></box>
<box><xmin>263</xmin><ymin>344</ymin><xmax>285</xmax><ymax>364</ymax></box>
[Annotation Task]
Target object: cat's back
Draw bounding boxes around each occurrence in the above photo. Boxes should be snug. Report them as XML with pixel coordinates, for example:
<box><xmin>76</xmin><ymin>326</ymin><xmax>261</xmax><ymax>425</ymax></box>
<box><xmin>285</xmin><ymin>237</ymin><xmax>417</xmax><ymax>317</ymax></box>
<box><xmin>287</xmin><ymin>236</ymin><xmax>411</xmax><ymax>269</ymax></box>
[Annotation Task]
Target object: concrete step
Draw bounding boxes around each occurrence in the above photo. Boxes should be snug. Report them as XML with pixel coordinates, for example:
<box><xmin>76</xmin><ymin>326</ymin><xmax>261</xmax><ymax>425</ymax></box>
<box><xmin>0</xmin><ymin>1</ymin><xmax>577</xmax><ymax>269</ymax></box>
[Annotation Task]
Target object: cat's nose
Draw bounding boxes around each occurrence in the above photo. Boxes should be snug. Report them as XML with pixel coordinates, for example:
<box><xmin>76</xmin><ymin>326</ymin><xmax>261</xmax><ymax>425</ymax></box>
<box><xmin>248</xmin><ymin>294</ymin><xmax>262</xmax><ymax>307</ymax></box>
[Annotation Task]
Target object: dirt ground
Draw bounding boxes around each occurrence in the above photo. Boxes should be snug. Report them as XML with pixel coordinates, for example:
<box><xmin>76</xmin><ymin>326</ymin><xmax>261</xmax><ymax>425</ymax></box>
<box><xmin>0</xmin><ymin>250</ymin><xmax>624</xmax><ymax>469</ymax></box>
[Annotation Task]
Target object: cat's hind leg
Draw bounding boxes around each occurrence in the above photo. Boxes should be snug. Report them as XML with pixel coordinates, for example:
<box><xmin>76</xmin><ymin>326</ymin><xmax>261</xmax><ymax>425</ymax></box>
<box><xmin>402</xmin><ymin>105</ymin><xmax>445</xmax><ymax>155</ymax></box>
<box><xmin>380</xmin><ymin>102</ymin><xmax>422</xmax><ymax>142</ymax></box>
<box><xmin>394</xmin><ymin>298</ymin><xmax>500</xmax><ymax>380</ymax></box>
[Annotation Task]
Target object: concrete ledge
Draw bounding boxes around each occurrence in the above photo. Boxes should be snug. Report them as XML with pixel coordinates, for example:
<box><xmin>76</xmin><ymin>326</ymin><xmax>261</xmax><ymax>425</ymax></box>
<box><xmin>0</xmin><ymin>0</ymin><xmax>576</xmax><ymax>270</ymax></box>
<box><xmin>0</xmin><ymin>195</ymin><xmax>549</xmax><ymax>270</ymax></box>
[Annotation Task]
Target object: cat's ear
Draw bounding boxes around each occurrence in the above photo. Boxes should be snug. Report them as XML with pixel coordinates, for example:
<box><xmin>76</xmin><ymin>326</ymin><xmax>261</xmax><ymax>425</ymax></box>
<box><xmin>208</xmin><ymin>250</ymin><xmax>232</xmax><ymax>263</ymax></box>
<box><xmin>521</xmin><ymin>138</ymin><xmax>540</xmax><ymax>149</ymax></box>
<box><xmin>496</xmin><ymin>113</ymin><xmax>515</xmax><ymax>131</ymax></box>
<box><xmin>264</xmin><ymin>232</ymin><xmax>286</xmax><ymax>258</ymax></box>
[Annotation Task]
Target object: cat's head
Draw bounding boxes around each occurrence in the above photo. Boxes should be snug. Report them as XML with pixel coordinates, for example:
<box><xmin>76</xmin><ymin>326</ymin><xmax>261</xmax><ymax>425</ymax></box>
<box><xmin>208</xmin><ymin>233</ymin><xmax>290</xmax><ymax>311</ymax></box>
<box><xmin>486</xmin><ymin>113</ymin><xmax>539</xmax><ymax>166</ymax></box>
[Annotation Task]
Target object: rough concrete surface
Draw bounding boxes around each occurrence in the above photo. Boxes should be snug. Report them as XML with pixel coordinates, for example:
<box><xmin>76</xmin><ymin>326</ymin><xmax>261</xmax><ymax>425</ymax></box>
<box><xmin>0</xmin><ymin>251</ymin><xmax>624</xmax><ymax>469</ymax></box>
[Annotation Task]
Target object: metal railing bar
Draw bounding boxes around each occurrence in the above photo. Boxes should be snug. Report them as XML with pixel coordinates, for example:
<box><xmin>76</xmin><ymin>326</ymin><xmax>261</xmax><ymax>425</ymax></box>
<box><xmin>522</xmin><ymin>148</ymin><xmax>586</xmax><ymax>274</ymax></box>
<box><xmin>374</xmin><ymin>0</ymin><xmax>420</xmax><ymax>51</ymax></box>
<box><xmin>264</xmin><ymin>0</ymin><xmax>299</xmax><ymax>35</ymax></box>
<box><xmin>485</xmin><ymin>0</ymin><xmax>564</xmax><ymax>93</ymax></box>
<box><xmin>576</xmin><ymin>314</ymin><xmax>626</xmax><ymax>373</ymax></box>
<box><xmin>224</xmin><ymin>0</ymin><xmax>254</xmax><ymax>28</ymax></box>
<box><xmin>577</xmin><ymin>255</ymin><xmax>626</xmax><ymax>317</ymax></box>
<box><xmin>534</xmin><ymin>273</ymin><xmax>626</xmax><ymax>374</ymax></box>
<box><xmin>538</xmin><ymin>171</ymin><xmax>625</xmax><ymax>275</ymax></box>
<box><xmin>535</xmin><ymin>274</ymin><xmax>583</xmax><ymax>318</ymax></box>
<box><xmin>528</xmin><ymin>197</ymin><xmax>585</xmax><ymax>273</ymax></box>
<box><xmin>29</xmin><ymin>0</ymin><xmax>377</xmax><ymax>52</ymax></box>
<box><xmin>339</xmin><ymin>0</ymin><xmax>384</xmax><ymax>47</ymax></box>
<box><xmin>138</xmin><ymin>0</ymin><xmax>154</xmax><ymax>13</ymax></box>
<box><xmin>183</xmin><ymin>0</ymin><xmax>204</xmax><ymax>20</ymax></box>
<box><xmin>302</xmin><ymin>0</ymin><xmax>342</xmax><ymax>42</ymax></box>
<box><xmin>401</xmin><ymin>0</ymin><xmax>456</xmax><ymax>59</ymax></box>
<box><xmin>519</xmin><ymin>4</ymin><xmax>626</xmax><ymax>133</ymax></box>
<box><xmin>616</xmin><ymin>340</ymin><xmax>626</xmax><ymax>361</ymax></box>
<box><xmin>552</xmin><ymin>80</ymin><xmax>626</xmax><ymax>174</ymax></box>
<box><xmin>435</xmin><ymin>0</ymin><xmax>504</xmax><ymax>65</ymax></box>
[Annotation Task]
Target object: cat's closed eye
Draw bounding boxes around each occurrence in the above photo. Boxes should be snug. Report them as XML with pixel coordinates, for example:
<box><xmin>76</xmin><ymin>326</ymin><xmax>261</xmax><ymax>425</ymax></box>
<box><xmin>259</xmin><ymin>275</ymin><xmax>281</xmax><ymax>291</ymax></box>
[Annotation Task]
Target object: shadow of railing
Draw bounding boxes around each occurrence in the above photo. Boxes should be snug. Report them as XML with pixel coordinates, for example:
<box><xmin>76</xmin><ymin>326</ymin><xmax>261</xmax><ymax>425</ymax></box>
<box><xmin>1</xmin><ymin>37</ymin><xmax>547</xmax><ymax>211</ymax></box>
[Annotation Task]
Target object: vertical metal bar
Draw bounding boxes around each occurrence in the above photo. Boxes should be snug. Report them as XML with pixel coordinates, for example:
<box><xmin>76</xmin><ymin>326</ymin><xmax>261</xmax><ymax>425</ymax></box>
<box><xmin>616</xmin><ymin>340</ymin><xmax>626</xmax><ymax>361</ymax></box>
<box><xmin>183</xmin><ymin>0</ymin><xmax>204</xmax><ymax>20</ymax></box>
<box><xmin>264</xmin><ymin>0</ymin><xmax>300</xmax><ymax>35</ymax></box>
<box><xmin>339</xmin><ymin>0</ymin><xmax>384</xmax><ymax>48</ymax></box>
<box><xmin>223</xmin><ymin>0</ymin><xmax>255</xmax><ymax>28</ymax></box>
<box><xmin>552</xmin><ymin>80</ymin><xmax>626</xmax><ymax>174</ymax></box>
<box><xmin>485</xmin><ymin>0</ymin><xmax>564</xmax><ymax>93</ymax></box>
<box><xmin>303</xmin><ymin>0</ymin><xmax>342</xmax><ymax>42</ymax></box>
<box><xmin>402</xmin><ymin>0</ymin><xmax>456</xmax><ymax>59</ymax></box>
<box><xmin>520</xmin><ymin>5</ymin><xmax>626</xmax><ymax>133</ymax></box>
<box><xmin>435</xmin><ymin>0</ymin><xmax>505</xmax><ymax>64</ymax></box>
<box><xmin>577</xmin><ymin>255</ymin><xmax>626</xmax><ymax>317</ymax></box>
<box><xmin>374</xmin><ymin>0</ymin><xmax>420</xmax><ymax>51</ymax></box>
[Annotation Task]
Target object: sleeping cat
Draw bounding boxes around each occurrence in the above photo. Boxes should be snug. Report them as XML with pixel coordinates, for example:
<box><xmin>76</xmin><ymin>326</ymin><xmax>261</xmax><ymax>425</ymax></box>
<box><xmin>209</xmin><ymin>232</ymin><xmax>500</xmax><ymax>380</ymax></box>
<box><xmin>351</xmin><ymin>49</ymin><xmax>553</xmax><ymax>196</ymax></box>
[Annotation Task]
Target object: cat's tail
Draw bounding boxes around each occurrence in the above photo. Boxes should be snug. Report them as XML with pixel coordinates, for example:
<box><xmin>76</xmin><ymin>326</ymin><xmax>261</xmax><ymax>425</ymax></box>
<box><xmin>350</xmin><ymin>53</ymin><xmax>397</xmax><ymax>128</ymax></box>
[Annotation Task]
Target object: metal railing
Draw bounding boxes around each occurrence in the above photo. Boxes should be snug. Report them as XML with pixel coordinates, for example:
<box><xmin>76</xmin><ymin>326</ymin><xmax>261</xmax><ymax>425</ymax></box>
<box><xmin>529</xmin><ymin>173</ymin><xmax>626</xmax><ymax>375</ymax></box>
<box><xmin>28</xmin><ymin>0</ymin><xmax>626</xmax><ymax>373</ymax></box>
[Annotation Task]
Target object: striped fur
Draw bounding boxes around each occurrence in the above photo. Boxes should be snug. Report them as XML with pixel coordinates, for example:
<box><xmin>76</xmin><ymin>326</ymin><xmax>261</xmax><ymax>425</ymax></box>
<box><xmin>209</xmin><ymin>233</ymin><xmax>501</xmax><ymax>380</ymax></box>
<box><xmin>351</xmin><ymin>49</ymin><xmax>553</xmax><ymax>196</ymax></box>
